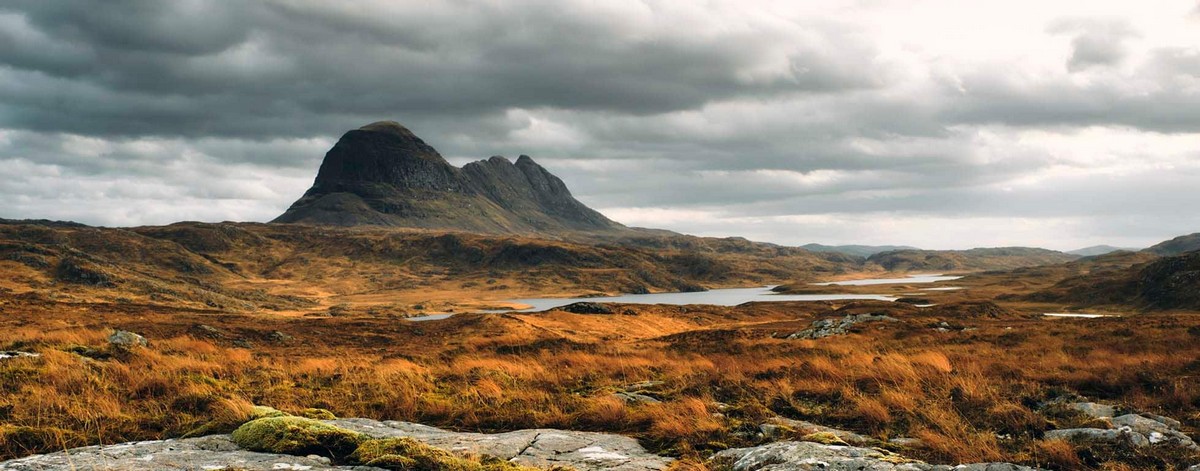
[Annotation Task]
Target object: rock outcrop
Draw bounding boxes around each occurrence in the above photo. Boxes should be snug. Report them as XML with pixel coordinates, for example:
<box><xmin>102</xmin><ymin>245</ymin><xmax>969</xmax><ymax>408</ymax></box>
<box><xmin>713</xmin><ymin>441</ymin><xmax>1040</xmax><ymax>471</ymax></box>
<box><xmin>785</xmin><ymin>313</ymin><xmax>900</xmax><ymax>339</ymax></box>
<box><xmin>1043</xmin><ymin>401</ymin><xmax>1198</xmax><ymax>451</ymax></box>
<box><xmin>0</xmin><ymin>417</ymin><xmax>1055</xmax><ymax>471</ymax></box>
<box><xmin>274</xmin><ymin>121</ymin><xmax>625</xmax><ymax>236</ymax></box>
<box><xmin>0</xmin><ymin>419</ymin><xmax>672</xmax><ymax>471</ymax></box>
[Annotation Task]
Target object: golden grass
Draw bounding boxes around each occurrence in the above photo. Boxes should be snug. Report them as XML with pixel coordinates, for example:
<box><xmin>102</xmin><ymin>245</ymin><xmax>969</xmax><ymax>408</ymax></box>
<box><xmin>1</xmin><ymin>301</ymin><xmax>1198</xmax><ymax>470</ymax></box>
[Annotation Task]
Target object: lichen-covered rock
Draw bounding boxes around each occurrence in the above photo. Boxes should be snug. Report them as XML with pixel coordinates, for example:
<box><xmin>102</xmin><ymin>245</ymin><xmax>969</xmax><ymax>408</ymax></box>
<box><xmin>0</xmin><ymin>435</ymin><xmax>350</xmax><ymax>470</ymax></box>
<box><xmin>713</xmin><ymin>441</ymin><xmax>1042</xmax><ymax>471</ymax></box>
<box><xmin>0</xmin><ymin>351</ymin><xmax>38</xmax><ymax>361</ymax></box>
<box><xmin>1</xmin><ymin>419</ymin><xmax>673</xmax><ymax>471</ymax></box>
<box><xmin>231</xmin><ymin>416</ymin><xmax>366</xmax><ymax>459</ymax></box>
<box><xmin>331</xmin><ymin>418</ymin><xmax>671</xmax><ymax>471</ymax></box>
<box><xmin>1110</xmin><ymin>414</ymin><xmax>1197</xmax><ymax>449</ymax></box>
<box><xmin>107</xmin><ymin>330</ymin><xmax>148</xmax><ymax>349</ymax></box>
<box><xmin>350</xmin><ymin>436</ymin><xmax>540</xmax><ymax>470</ymax></box>
<box><xmin>787</xmin><ymin>314</ymin><xmax>899</xmax><ymax>339</ymax></box>
<box><xmin>762</xmin><ymin>417</ymin><xmax>875</xmax><ymax>447</ymax></box>
<box><xmin>1043</xmin><ymin>427</ymin><xmax>1151</xmax><ymax>448</ymax></box>
<box><xmin>299</xmin><ymin>408</ymin><xmax>339</xmax><ymax>420</ymax></box>
<box><xmin>1067</xmin><ymin>402</ymin><xmax>1117</xmax><ymax>419</ymax></box>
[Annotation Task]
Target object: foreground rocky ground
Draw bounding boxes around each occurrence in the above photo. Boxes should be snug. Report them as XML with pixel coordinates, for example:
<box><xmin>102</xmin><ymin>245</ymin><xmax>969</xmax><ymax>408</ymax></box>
<box><xmin>0</xmin><ymin>417</ymin><xmax>1047</xmax><ymax>471</ymax></box>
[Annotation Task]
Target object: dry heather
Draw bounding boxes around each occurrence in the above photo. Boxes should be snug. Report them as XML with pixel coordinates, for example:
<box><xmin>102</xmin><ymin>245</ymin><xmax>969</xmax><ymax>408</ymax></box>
<box><xmin>2</xmin><ymin>297</ymin><xmax>1199</xmax><ymax>470</ymax></box>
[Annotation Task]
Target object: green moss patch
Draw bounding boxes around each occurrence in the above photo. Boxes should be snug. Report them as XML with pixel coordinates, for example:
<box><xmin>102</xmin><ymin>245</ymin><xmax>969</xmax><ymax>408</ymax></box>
<box><xmin>298</xmin><ymin>408</ymin><xmax>337</xmax><ymax>420</ymax></box>
<box><xmin>350</xmin><ymin>437</ymin><xmax>541</xmax><ymax>471</ymax></box>
<box><xmin>231</xmin><ymin>416</ymin><xmax>365</xmax><ymax>459</ymax></box>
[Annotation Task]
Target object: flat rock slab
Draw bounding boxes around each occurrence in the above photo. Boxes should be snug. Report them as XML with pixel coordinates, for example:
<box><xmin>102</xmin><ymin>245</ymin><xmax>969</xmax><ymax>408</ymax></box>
<box><xmin>0</xmin><ymin>435</ymin><xmax>358</xmax><ymax>471</ymax></box>
<box><xmin>715</xmin><ymin>441</ymin><xmax>1042</xmax><ymax>471</ymax></box>
<box><xmin>0</xmin><ymin>419</ymin><xmax>673</xmax><ymax>471</ymax></box>
<box><xmin>331</xmin><ymin>418</ymin><xmax>673</xmax><ymax>470</ymax></box>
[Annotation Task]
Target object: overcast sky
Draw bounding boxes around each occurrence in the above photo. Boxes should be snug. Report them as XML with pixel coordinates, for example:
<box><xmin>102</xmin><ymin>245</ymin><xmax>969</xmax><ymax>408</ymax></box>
<box><xmin>1</xmin><ymin>1</ymin><xmax>1198</xmax><ymax>250</ymax></box>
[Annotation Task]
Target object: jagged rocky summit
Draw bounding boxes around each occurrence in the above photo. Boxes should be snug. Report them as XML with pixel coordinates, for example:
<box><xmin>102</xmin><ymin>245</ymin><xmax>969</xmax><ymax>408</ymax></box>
<box><xmin>274</xmin><ymin>121</ymin><xmax>625</xmax><ymax>235</ymax></box>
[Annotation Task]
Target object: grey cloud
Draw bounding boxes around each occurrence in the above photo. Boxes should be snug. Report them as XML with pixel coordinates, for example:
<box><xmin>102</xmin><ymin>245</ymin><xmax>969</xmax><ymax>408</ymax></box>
<box><xmin>0</xmin><ymin>0</ymin><xmax>885</xmax><ymax>140</ymax></box>
<box><xmin>1049</xmin><ymin>18</ymin><xmax>1138</xmax><ymax>71</ymax></box>
<box><xmin>0</xmin><ymin>1</ymin><xmax>1197</xmax><ymax>250</ymax></box>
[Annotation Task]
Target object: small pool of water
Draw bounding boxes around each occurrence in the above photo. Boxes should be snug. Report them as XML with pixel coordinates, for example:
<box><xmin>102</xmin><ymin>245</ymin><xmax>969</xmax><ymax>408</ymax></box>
<box><xmin>812</xmin><ymin>273</ymin><xmax>963</xmax><ymax>286</ymax></box>
<box><xmin>1043</xmin><ymin>313</ymin><xmax>1118</xmax><ymax>319</ymax></box>
<box><xmin>406</xmin><ymin>314</ymin><xmax>454</xmax><ymax>322</ymax></box>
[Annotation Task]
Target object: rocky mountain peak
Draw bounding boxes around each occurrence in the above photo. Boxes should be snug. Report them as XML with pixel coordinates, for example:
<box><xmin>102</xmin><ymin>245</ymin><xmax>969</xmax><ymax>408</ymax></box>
<box><xmin>273</xmin><ymin>122</ymin><xmax>625</xmax><ymax>235</ymax></box>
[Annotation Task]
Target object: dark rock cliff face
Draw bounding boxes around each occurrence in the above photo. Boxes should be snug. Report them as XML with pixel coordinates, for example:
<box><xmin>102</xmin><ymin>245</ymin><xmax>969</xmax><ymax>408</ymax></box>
<box><xmin>274</xmin><ymin>121</ymin><xmax>624</xmax><ymax>235</ymax></box>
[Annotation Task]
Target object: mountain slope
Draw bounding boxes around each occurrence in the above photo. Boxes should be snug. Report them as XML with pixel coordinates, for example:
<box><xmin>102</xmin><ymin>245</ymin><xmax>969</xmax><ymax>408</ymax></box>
<box><xmin>274</xmin><ymin>121</ymin><xmax>624</xmax><ymax>235</ymax></box>
<box><xmin>1028</xmin><ymin>250</ymin><xmax>1200</xmax><ymax>310</ymax></box>
<box><xmin>1145</xmin><ymin>233</ymin><xmax>1200</xmax><ymax>256</ymax></box>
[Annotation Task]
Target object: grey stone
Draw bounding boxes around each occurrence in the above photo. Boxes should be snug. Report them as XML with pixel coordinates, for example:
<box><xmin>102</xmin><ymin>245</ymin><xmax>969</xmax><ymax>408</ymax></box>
<box><xmin>787</xmin><ymin>314</ymin><xmax>900</xmax><ymax>340</ymax></box>
<box><xmin>1044</xmin><ymin>427</ymin><xmax>1151</xmax><ymax>447</ymax></box>
<box><xmin>107</xmin><ymin>330</ymin><xmax>148</xmax><ymax>349</ymax></box>
<box><xmin>0</xmin><ymin>435</ymin><xmax>355</xmax><ymax>470</ymax></box>
<box><xmin>1110</xmin><ymin>414</ymin><xmax>1197</xmax><ymax>449</ymax></box>
<box><xmin>889</xmin><ymin>437</ymin><xmax>924</xmax><ymax>448</ymax></box>
<box><xmin>0</xmin><ymin>351</ymin><xmax>38</xmax><ymax>361</ymax></box>
<box><xmin>613</xmin><ymin>391</ymin><xmax>661</xmax><ymax>404</ymax></box>
<box><xmin>766</xmin><ymin>417</ymin><xmax>876</xmax><ymax>446</ymax></box>
<box><xmin>713</xmin><ymin>440</ymin><xmax>1042</xmax><ymax>471</ymax></box>
<box><xmin>1067</xmin><ymin>402</ymin><xmax>1116</xmax><ymax>419</ymax></box>
<box><xmin>329</xmin><ymin>418</ymin><xmax>672</xmax><ymax>471</ymax></box>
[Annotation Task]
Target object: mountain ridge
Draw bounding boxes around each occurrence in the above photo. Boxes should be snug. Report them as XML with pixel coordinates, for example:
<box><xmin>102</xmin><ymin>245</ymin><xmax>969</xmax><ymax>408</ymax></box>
<box><xmin>274</xmin><ymin>121</ymin><xmax>624</xmax><ymax>236</ymax></box>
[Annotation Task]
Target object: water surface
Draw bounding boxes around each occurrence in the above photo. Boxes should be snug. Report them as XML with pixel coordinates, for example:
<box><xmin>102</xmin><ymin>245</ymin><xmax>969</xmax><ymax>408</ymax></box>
<box><xmin>499</xmin><ymin>286</ymin><xmax>897</xmax><ymax>312</ymax></box>
<box><xmin>1043</xmin><ymin>313</ymin><xmax>1117</xmax><ymax>319</ymax></box>
<box><xmin>812</xmin><ymin>273</ymin><xmax>963</xmax><ymax>286</ymax></box>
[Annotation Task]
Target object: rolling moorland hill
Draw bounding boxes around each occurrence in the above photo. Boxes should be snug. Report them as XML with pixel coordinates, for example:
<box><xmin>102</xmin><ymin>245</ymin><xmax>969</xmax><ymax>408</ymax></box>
<box><xmin>1028</xmin><ymin>249</ymin><xmax>1200</xmax><ymax>311</ymax></box>
<box><xmin>800</xmin><ymin>243</ymin><xmax>920</xmax><ymax>257</ymax></box>
<box><xmin>1066</xmin><ymin>245</ymin><xmax>1140</xmax><ymax>256</ymax></box>
<box><xmin>0</xmin><ymin>220</ymin><xmax>864</xmax><ymax>315</ymax></box>
<box><xmin>1145</xmin><ymin>232</ymin><xmax>1200</xmax><ymax>256</ymax></box>
<box><xmin>864</xmin><ymin>247</ymin><xmax>1079</xmax><ymax>272</ymax></box>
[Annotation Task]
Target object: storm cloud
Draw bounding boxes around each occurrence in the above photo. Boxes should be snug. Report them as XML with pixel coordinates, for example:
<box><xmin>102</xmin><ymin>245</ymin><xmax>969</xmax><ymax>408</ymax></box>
<box><xmin>1</xmin><ymin>0</ymin><xmax>1198</xmax><ymax>249</ymax></box>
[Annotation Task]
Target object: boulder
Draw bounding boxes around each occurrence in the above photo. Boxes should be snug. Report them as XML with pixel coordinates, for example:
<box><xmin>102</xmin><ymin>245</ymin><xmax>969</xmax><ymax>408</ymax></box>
<box><xmin>787</xmin><ymin>314</ymin><xmax>899</xmax><ymax>340</ymax></box>
<box><xmin>1067</xmin><ymin>402</ymin><xmax>1116</xmax><ymax>419</ymax></box>
<box><xmin>107</xmin><ymin>330</ymin><xmax>148</xmax><ymax>349</ymax></box>
<box><xmin>1044</xmin><ymin>427</ymin><xmax>1151</xmax><ymax>447</ymax></box>
<box><xmin>0</xmin><ymin>351</ymin><xmax>38</xmax><ymax>361</ymax></box>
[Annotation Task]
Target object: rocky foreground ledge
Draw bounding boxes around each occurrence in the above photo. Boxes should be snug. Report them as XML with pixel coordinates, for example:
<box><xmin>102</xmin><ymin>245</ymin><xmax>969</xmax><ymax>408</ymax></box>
<box><xmin>0</xmin><ymin>418</ymin><xmax>1048</xmax><ymax>471</ymax></box>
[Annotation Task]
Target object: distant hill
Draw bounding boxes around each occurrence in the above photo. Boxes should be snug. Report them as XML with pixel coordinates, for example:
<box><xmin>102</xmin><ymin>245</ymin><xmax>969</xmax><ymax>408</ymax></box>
<box><xmin>801</xmin><ymin>243</ymin><xmax>918</xmax><ymax>257</ymax></box>
<box><xmin>275</xmin><ymin>121</ymin><xmax>626</xmax><ymax>236</ymax></box>
<box><xmin>1145</xmin><ymin>233</ymin><xmax>1200</xmax><ymax>256</ymax></box>
<box><xmin>1029</xmin><ymin>250</ymin><xmax>1200</xmax><ymax>311</ymax></box>
<box><xmin>866</xmin><ymin>247</ymin><xmax>1078</xmax><ymax>272</ymax></box>
<box><xmin>1067</xmin><ymin>245</ymin><xmax>1140</xmax><ymax>257</ymax></box>
<box><xmin>0</xmin><ymin>220</ymin><xmax>861</xmax><ymax>312</ymax></box>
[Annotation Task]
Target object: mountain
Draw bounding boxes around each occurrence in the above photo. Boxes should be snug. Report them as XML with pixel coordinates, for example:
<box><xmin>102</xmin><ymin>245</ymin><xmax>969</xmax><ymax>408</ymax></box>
<box><xmin>801</xmin><ymin>243</ymin><xmax>919</xmax><ymax>257</ymax></box>
<box><xmin>274</xmin><ymin>121</ymin><xmax>624</xmax><ymax>235</ymax></box>
<box><xmin>1067</xmin><ymin>245</ymin><xmax>1140</xmax><ymax>257</ymax></box>
<box><xmin>865</xmin><ymin>247</ymin><xmax>1078</xmax><ymax>272</ymax></box>
<box><xmin>1145</xmin><ymin>233</ymin><xmax>1200</xmax><ymax>256</ymax></box>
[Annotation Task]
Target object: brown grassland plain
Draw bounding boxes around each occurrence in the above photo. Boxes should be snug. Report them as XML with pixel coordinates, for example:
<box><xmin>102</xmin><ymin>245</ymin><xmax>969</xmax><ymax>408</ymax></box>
<box><xmin>2</xmin><ymin>293</ymin><xmax>1199</xmax><ymax>470</ymax></box>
